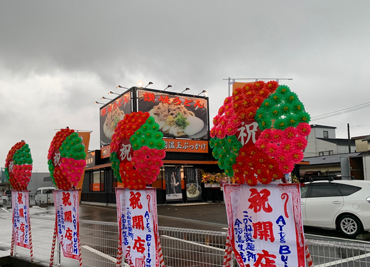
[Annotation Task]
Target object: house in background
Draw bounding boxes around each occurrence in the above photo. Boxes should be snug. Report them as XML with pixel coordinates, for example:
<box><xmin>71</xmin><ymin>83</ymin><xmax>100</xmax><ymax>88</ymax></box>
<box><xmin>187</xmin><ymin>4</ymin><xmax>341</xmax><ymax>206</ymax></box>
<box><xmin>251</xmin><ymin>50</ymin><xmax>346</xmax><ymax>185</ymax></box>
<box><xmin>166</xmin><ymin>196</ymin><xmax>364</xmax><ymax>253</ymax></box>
<box><xmin>304</xmin><ymin>124</ymin><xmax>355</xmax><ymax>158</ymax></box>
<box><xmin>300</xmin><ymin>125</ymin><xmax>370</xmax><ymax>181</ymax></box>
<box><xmin>353</xmin><ymin>135</ymin><xmax>370</xmax><ymax>152</ymax></box>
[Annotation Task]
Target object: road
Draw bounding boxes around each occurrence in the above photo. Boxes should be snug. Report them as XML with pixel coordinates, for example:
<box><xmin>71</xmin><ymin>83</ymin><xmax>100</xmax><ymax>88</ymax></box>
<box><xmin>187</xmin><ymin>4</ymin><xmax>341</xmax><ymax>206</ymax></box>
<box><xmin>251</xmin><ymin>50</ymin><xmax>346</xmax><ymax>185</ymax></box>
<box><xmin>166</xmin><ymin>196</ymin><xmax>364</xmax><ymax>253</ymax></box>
<box><xmin>2</xmin><ymin>202</ymin><xmax>370</xmax><ymax>266</ymax></box>
<box><xmin>3</xmin><ymin>201</ymin><xmax>370</xmax><ymax>240</ymax></box>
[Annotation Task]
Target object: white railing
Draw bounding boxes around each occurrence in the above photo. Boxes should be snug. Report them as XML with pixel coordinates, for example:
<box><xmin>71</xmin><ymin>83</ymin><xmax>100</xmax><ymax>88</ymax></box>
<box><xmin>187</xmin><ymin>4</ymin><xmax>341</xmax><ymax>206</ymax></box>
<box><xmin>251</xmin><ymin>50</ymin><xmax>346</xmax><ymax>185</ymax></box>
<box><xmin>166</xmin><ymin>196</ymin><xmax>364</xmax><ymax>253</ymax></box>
<box><xmin>8</xmin><ymin>216</ymin><xmax>370</xmax><ymax>266</ymax></box>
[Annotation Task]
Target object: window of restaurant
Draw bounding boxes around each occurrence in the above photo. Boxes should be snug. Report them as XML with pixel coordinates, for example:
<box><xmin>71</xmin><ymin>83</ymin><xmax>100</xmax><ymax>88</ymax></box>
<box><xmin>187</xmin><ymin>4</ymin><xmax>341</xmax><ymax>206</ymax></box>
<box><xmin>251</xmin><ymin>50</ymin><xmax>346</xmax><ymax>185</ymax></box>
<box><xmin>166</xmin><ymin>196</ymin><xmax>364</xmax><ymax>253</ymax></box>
<box><xmin>89</xmin><ymin>170</ymin><xmax>105</xmax><ymax>192</ymax></box>
<box><xmin>152</xmin><ymin>167</ymin><xmax>165</xmax><ymax>189</ymax></box>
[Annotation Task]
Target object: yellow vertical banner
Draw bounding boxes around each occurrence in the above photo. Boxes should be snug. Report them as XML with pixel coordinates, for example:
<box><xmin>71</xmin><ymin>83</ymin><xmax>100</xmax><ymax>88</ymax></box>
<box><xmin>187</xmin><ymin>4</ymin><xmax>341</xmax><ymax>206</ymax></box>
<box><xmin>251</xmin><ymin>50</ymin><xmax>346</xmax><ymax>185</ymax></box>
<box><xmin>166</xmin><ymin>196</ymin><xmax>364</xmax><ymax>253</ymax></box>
<box><xmin>76</xmin><ymin>132</ymin><xmax>91</xmax><ymax>201</ymax></box>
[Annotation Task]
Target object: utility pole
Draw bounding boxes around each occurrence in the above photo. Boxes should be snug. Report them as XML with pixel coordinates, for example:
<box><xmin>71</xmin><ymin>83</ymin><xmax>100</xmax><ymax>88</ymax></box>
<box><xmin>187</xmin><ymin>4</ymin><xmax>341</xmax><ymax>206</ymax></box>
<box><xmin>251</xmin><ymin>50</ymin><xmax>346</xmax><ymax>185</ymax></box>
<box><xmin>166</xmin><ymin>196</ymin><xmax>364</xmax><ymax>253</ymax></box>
<box><xmin>347</xmin><ymin>123</ymin><xmax>351</xmax><ymax>153</ymax></box>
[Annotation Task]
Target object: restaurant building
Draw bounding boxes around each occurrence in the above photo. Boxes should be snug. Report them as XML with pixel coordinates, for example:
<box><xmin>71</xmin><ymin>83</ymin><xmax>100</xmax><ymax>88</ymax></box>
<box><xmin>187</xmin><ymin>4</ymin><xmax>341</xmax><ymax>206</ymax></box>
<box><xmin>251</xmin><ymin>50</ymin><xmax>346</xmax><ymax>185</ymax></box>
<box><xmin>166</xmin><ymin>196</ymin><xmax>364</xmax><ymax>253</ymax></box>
<box><xmin>81</xmin><ymin>86</ymin><xmax>221</xmax><ymax>205</ymax></box>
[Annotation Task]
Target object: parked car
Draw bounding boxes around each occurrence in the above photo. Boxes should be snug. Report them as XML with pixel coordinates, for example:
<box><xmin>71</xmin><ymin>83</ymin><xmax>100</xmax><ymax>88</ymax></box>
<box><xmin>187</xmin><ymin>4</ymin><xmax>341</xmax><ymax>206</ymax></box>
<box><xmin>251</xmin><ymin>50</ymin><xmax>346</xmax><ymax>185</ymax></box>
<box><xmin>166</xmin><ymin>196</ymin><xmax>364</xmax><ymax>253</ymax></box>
<box><xmin>35</xmin><ymin>187</ymin><xmax>55</xmax><ymax>206</ymax></box>
<box><xmin>1</xmin><ymin>190</ymin><xmax>12</xmax><ymax>207</ymax></box>
<box><xmin>301</xmin><ymin>180</ymin><xmax>370</xmax><ymax>238</ymax></box>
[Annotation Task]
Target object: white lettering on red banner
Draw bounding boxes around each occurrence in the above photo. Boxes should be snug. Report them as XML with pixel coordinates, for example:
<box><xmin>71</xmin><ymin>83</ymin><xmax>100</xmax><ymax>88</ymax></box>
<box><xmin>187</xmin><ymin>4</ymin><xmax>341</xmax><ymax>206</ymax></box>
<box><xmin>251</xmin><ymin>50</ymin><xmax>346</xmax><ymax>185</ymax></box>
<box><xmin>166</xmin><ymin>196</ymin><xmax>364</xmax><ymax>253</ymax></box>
<box><xmin>116</xmin><ymin>188</ymin><xmax>160</xmax><ymax>266</ymax></box>
<box><xmin>223</xmin><ymin>183</ymin><xmax>305</xmax><ymax>267</ymax></box>
<box><xmin>12</xmin><ymin>191</ymin><xmax>31</xmax><ymax>249</ymax></box>
<box><xmin>53</xmin><ymin>190</ymin><xmax>80</xmax><ymax>260</ymax></box>
<box><xmin>164</xmin><ymin>141</ymin><xmax>206</xmax><ymax>151</ymax></box>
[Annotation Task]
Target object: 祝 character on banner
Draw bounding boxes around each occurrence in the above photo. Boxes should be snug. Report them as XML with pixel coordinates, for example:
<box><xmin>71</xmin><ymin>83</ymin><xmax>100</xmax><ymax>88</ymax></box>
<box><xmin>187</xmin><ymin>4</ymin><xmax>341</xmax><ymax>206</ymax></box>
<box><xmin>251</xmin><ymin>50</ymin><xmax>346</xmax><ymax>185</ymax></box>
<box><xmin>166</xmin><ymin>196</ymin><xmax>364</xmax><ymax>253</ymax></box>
<box><xmin>116</xmin><ymin>188</ymin><xmax>161</xmax><ymax>266</ymax></box>
<box><xmin>210</xmin><ymin>81</ymin><xmax>311</xmax><ymax>267</ymax></box>
<box><xmin>5</xmin><ymin>140</ymin><xmax>34</xmax><ymax>261</ymax></box>
<box><xmin>47</xmin><ymin>127</ymin><xmax>87</xmax><ymax>266</ymax></box>
<box><xmin>12</xmin><ymin>192</ymin><xmax>31</xmax><ymax>249</ymax></box>
<box><xmin>53</xmin><ymin>189</ymin><xmax>80</xmax><ymax>261</ymax></box>
<box><xmin>111</xmin><ymin>112</ymin><xmax>166</xmax><ymax>266</ymax></box>
<box><xmin>224</xmin><ymin>184</ymin><xmax>305</xmax><ymax>267</ymax></box>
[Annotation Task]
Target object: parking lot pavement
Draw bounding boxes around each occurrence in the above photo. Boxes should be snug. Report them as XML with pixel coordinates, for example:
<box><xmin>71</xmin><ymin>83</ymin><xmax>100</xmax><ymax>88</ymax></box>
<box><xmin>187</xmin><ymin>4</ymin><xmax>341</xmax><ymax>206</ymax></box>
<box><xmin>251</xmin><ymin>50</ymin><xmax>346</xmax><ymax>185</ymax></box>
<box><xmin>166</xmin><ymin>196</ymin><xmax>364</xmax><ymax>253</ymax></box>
<box><xmin>0</xmin><ymin>205</ymin><xmax>60</xmax><ymax>260</ymax></box>
<box><xmin>79</xmin><ymin>202</ymin><xmax>228</xmax><ymax>231</ymax></box>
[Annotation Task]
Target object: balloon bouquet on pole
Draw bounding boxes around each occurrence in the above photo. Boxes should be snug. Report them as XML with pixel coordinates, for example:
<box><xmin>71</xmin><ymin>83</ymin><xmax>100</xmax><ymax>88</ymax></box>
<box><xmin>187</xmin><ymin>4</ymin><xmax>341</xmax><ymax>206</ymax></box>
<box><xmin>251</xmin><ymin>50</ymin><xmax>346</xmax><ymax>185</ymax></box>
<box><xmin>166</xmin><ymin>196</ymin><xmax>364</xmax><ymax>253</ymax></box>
<box><xmin>110</xmin><ymin>111</ymin><xmax>166</xmax><ymax>267</ymax></box>
<box><xmin>47</xmin><ymin>128</ymin><xmax>86</xmax><ymax>267</ymax></box>
<box><xmin>4</xmin><ymin>140</ymin><xmax>34</xmax><ymax>262</ymax></box>
<box><xmin>210</xmin><ymin>81</ymin><xmax>313</xmax><ymax>267</ymax></box>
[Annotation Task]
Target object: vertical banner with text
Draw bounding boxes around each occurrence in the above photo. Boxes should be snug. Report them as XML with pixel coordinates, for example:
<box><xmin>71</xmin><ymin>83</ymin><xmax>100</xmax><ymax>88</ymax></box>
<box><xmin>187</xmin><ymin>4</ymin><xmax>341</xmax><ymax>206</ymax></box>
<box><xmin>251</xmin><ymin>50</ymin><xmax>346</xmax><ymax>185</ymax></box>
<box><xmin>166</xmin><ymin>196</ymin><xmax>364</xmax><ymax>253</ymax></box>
<box><xmin>53</xmin><ymin>189</ymin><xmax>81</xmax><ymax>261</ymax></box>
<box><xmin>223</xmin><ymin>183</ymin><xmax>305</xmax><ymax>267</ymax></box>
<box><xmin>12</xmin><ymin>191</ymin><xmax>31</xmax><ymax>249</ymax></box>
<box><xmin>116</xmin><ymin>188</ymin><xmax>162</xmax><ymax>266</ymax></box>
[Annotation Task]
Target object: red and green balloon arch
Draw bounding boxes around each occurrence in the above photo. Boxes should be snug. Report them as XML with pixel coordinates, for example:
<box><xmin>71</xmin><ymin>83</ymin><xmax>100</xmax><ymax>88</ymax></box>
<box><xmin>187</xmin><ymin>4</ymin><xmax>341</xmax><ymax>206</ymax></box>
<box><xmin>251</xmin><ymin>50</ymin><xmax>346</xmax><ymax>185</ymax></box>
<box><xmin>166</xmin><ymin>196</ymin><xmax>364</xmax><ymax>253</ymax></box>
<box><xmin>4</xmin><ymin>140</ymin><xmax>33</xmax><ymax>191</ymax></box>
<box><xmin>210</xmin><ymin>81</ymin><xmax>311</xmax><ymax>186</ymax></box>
<box><xmin>47</xmin><ymin>128</ymin><xmax>86</xmax><ymax>191</ymax></box>
<box><xmin>110</xmin><ymin>111</ymin><xmax>166</xmax><ymax>190</ymax></box>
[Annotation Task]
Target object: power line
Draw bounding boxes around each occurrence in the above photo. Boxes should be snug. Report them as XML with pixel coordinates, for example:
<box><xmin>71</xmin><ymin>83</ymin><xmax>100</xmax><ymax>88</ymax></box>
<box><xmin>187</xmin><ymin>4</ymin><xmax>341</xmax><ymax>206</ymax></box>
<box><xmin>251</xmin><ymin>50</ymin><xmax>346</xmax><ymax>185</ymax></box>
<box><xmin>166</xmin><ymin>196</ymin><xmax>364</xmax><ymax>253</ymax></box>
<box><xmin>311</xmin><ymin>102</ymin><xmax>370</xmax><ymax>121</ymax></box>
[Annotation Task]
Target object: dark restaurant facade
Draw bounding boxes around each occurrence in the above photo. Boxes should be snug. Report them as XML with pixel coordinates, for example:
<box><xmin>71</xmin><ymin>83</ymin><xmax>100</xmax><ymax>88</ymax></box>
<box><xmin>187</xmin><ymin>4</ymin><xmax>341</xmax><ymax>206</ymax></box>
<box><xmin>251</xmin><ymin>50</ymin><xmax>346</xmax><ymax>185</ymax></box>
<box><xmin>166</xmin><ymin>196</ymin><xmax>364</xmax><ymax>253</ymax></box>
<box><xmin>81</xmin><ymin>86</ymin><xmax>222</xmax><ymax>205</ymax></box>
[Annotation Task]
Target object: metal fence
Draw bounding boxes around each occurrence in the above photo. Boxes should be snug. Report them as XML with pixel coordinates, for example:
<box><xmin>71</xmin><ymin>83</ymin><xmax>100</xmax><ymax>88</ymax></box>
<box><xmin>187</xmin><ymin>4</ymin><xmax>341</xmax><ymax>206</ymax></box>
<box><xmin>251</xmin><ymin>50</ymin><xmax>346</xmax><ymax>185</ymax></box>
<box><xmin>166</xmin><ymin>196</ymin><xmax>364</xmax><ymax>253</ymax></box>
<box><xmin>10</xmin><ymin>216</ymin><xmax>370</xmax><ymax>266</ymax></box>
<box><xmin>305</xmin><ymin>239</ymin><xmax>370</xmax><ymax>266</ymax></box>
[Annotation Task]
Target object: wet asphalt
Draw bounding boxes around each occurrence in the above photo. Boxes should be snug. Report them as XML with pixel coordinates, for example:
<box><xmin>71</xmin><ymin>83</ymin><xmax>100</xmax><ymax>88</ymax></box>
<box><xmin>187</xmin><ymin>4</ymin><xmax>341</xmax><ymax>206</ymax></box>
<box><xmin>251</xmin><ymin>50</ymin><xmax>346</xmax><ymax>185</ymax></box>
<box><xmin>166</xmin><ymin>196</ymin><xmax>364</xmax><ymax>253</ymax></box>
<box><xmin>79</xmin><ymin>202</ymin><xmax>228</xmax><ymax>232</ymax></box>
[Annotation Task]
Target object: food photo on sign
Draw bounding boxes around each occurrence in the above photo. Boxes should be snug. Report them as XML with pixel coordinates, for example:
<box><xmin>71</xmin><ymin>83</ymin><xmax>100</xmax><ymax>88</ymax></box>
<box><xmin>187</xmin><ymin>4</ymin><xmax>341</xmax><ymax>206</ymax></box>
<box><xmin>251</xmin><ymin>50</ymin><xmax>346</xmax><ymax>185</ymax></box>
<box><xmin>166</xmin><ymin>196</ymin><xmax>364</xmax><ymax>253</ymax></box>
<box><xmin>136</xmin><ymin>89</ymin><xmax>208</xmax><ymax>140</ymax></box>
<box><xmin>100</xmin><ymin>91</ymin><xmax>132</xmax><ymax>146</ymax></box>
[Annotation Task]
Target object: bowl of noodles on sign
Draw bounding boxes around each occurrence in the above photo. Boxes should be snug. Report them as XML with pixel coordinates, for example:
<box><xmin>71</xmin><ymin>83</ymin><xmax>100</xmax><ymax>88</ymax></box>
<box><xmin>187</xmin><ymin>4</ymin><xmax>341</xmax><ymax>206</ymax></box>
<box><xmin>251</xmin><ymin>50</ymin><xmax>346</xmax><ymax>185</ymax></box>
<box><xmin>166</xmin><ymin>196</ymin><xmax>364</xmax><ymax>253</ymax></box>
<box><xmin>186</xmin><ymin>183</ymin><xmax>201</xmax><ymax>199</ymax></box>
<box><xmin>139</xmin><ymin>96</ymin><xmax>208</xmax><ymax>139</ymax></box>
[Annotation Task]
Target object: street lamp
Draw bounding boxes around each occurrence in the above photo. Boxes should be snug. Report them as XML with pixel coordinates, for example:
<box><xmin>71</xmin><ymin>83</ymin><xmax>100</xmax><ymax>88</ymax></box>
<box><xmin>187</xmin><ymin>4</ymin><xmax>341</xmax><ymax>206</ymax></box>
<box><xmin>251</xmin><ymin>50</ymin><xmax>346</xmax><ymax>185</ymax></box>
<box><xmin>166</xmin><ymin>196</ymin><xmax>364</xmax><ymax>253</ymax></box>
<box><xmin>116</xmin><ymin>85</ymin><xmax>129</xmax><ymax>89</ymax></box>
<box><xmin>94</xmin><ymin>101</ymin><xmax>105</xmax><ymax>105</ymax></box>
<box><xmin>108</xmin><ymin>91</ymin><xmax>120</xmax><ymax>95</ymax></box>
<box><xmin>181</xmin><ymin>88</ymin><xmax>190</xmax><ymax>93</ymax></box>
<box><xmin>197</xmin><ymin>90</ymin><xmax>207</xmax><ymax>96</ymax></box>
<box><xmin>163</xmin><ymin>85</ymin><xmax>172</xmax><ymax>91</ymax></box>
<box><xmin>145</xmin><ymin>82</ymin><xmax>153</xmax><ymax>88</ymax></box>
<box><xmin>101</xmin><ymin>97</ymin><xmax>113</xmax><ymax>100</ymax></box>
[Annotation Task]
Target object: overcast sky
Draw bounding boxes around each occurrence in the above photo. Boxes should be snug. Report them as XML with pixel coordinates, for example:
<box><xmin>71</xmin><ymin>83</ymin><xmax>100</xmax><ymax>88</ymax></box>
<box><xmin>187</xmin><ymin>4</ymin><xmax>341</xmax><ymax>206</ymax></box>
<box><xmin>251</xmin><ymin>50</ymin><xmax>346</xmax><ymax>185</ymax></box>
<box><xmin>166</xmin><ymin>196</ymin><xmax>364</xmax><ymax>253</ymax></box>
<box><xmin>1</xmin><ymin>0</ymin><xmax>369</xmax><ymax>172</ymax></box>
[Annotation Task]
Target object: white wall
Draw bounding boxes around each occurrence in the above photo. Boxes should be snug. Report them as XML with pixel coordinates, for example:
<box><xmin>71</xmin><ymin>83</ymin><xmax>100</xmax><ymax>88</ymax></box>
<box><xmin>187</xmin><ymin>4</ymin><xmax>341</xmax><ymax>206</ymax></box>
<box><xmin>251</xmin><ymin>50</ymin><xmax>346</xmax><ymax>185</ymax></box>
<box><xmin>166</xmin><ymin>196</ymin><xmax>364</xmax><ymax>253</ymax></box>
<box><xmin>315</xmin><ymin>139</ymin><xmax>338</xmax><ymax>155</ymax></box>
<box><xmin>304</xmin><ymin>126</ymin><xmax>337</xmax><ymax>157</ymax></box>
<box><xmin>363</xmin><ymin>156</ymin><xmax>370</xmax><ymax>181</ymax></box>
<box><xmin>337</xmin><ymin>145</ymin><xmax>356</xmax><ymax>154</ymax></box>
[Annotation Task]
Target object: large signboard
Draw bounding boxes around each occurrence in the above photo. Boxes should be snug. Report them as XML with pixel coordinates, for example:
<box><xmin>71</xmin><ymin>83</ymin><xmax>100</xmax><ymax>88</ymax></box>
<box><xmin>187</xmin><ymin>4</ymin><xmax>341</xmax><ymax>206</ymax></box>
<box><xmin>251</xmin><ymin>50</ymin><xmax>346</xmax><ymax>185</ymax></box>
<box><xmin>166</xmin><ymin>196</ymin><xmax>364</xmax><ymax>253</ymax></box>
<box><xmin>101</xmin><ymin>138</ymin><xmax>209</xmax><ymax>159</ymax></box>
<box><xmin>164</xmin><ymin>138</ymin><xmax>208</xmax><ymax>153</ymax></box>
<box><xmin>223</xmin><ymin>183</ymin><xmax>305</xmax><ymax>267</ymax></box>
<box><xmin>100</xmin><ymin>91</ymin><xmax>132</xmax><ymax>146</ymax></box>
<box><xmin>137</xmin><ymin>89</ymin><xmax>209</xmax><ymax>140</ymax></box>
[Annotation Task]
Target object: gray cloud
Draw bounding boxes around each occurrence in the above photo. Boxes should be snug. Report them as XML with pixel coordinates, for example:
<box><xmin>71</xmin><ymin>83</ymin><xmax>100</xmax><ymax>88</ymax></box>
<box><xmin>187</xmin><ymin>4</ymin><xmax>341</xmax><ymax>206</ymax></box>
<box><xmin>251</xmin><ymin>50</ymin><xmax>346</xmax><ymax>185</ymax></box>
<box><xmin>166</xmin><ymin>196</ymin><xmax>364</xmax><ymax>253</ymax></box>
<box><xmin>1</xmin><ymin>0</ymin><xmax>370</xmax><ymax>171</ymax></box>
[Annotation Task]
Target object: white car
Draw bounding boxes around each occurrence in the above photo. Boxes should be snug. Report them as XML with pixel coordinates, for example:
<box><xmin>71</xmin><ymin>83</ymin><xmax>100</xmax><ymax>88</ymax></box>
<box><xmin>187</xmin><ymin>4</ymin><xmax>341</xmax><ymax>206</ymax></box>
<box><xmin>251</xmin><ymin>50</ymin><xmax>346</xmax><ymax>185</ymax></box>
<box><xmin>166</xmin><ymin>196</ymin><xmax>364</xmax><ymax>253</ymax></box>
<box><xmin>1</xmin><ymin>195</ymin><xmax>9</xmax><ymax>207</ymax></box>
<box><xmin>35</xmin><ymin>187</ymin><xmax>55</xmax><ymax>206</ymax></box>
<box><xmin>1</xmin><ymin>190</ymin><xmax>11</xmax><ymax>207</ymax></box>
<box><xmin>301</xmin><ymin>180</ymin><xmax>370</xmax><ymax>238</ymax></box>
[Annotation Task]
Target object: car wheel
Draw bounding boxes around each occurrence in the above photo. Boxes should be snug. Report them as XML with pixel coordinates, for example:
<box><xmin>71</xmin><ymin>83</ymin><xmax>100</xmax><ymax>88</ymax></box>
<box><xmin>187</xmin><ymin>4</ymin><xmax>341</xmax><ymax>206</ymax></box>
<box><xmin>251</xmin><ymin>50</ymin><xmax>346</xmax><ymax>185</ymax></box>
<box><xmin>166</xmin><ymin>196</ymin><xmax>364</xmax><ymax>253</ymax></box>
<box><xmin>338</xmin><ymin>215</ymin><xmax>363</xmax><ymax>238</ymax></box>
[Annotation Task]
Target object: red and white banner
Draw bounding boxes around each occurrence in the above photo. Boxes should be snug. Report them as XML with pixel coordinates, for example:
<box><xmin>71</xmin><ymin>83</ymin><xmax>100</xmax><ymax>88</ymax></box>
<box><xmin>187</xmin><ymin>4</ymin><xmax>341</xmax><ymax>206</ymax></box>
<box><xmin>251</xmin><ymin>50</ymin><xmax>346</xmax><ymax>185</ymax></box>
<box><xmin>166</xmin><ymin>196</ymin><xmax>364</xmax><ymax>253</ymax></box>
<box><xmin>116</xmin><ymin>188</ymin><xmax>163</xmax><ymax>267</ymax></box>
<box><xmin>53</xmin><ymin>189</ymin><xmax>81</xmax><ymax>260</ymax></box>
<box><xmin>223</xmin><ymin>183</ymin><xmax>305</xmax><ymax>267</ymax></box>
<box><xmin>12</xmin><ymin>191</ymin><xmax>31</xmax><ymax>249</ymax></box>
